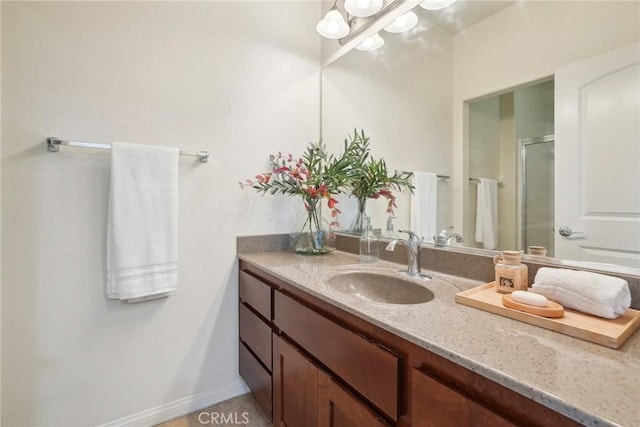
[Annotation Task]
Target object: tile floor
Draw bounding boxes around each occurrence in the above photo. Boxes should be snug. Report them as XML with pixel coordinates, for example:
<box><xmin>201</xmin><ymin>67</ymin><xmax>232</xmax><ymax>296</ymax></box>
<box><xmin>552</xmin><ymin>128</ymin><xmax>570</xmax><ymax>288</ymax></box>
<box><xmin>156</xmin><ymin>393</ymin><xmax>272</xmax><ymax>427</ymax></box>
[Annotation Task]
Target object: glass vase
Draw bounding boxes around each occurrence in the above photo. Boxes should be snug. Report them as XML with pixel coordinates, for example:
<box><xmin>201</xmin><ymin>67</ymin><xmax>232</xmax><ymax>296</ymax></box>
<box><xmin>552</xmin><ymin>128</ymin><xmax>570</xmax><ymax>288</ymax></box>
<box><xmin>349</xmin><ymin>198</ymin><xmax>368</xmax><ymax>235</ymax></box>
<box><xmin>294</xmin><ymin>199</ymin><xmax>335</xmax><ymax>255</ymax></box>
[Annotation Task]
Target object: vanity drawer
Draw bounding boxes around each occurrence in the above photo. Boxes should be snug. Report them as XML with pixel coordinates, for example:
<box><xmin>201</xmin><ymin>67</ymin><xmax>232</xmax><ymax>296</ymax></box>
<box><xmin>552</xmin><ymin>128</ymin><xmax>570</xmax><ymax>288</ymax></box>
<box><xmin>239</xmin><ymin>270</ymin><xmax>272</xmax><ymax>320</ymax></box>
<box><xmin>274</xmin><ymin>291</ymin><xmax>400</xmax><ymax>420</ymax></box>
<box><xmin>239</xmin><ymin>341</ymin><xmax>272</xmax><ymax>419</ymax></box>
<box><xmin>239</xmin><ymin>303</ymin><xmax>272</xmax><ymax>369</ymax></box>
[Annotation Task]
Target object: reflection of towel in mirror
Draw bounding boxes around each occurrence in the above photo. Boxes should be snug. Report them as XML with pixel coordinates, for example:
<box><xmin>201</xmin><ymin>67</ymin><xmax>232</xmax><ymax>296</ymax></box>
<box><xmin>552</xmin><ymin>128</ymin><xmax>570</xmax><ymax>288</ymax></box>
<box><xmin>107</xmin><ymin>143</ymin><xmax>180</xmax><ymax>303</ymax></box>
<box><xmin>474</xmin><ymin>178</ymin><xmax>498</xmax><ymax>249</ymax></box>
<box><xmin>532</xmin><ymin>267</ymin><xmax>631</xmax><ymax>319</ymax></box>
<box><xmin>410</xmin><ymin>172</ymin><xmax>438</xmax><ymax>242</ymax></box>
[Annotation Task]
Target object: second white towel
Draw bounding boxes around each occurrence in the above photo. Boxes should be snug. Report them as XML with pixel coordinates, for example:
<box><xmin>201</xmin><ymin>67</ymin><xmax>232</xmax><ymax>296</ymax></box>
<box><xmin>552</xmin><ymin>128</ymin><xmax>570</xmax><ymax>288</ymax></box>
<box><xmin>107</xmin><ymin>142</ymin><xmax>180</xmax><ymax>303</ymax></box>
<box><xmin>410</xmin><ymin>172</ymin><xmax>438</xmax><ymax>242</ymax></box>
<box><xmin>474</xmin><ymin>178</ymin><xmax>498</xmax><ymax>249</ymax></box>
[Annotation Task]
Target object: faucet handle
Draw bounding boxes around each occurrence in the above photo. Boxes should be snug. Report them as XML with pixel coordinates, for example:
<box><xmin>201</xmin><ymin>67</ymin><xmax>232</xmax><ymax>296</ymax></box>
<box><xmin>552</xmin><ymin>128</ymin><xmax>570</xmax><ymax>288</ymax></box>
<box><xmin>398</xmin><ymin>230</ymin><xmax>422</xmax><ymax>244</ymax></box>
<box><xmin>437</xmin><ymin>226</ymin><xmax>454</xmax><ymax>236</ymax></box>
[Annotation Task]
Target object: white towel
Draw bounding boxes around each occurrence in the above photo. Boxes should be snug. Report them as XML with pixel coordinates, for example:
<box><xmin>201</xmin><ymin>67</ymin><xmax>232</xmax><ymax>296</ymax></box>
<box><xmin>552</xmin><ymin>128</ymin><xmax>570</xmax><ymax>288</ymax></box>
<box><xmin>107</xmin><ymin>143</ymin><xmax>180</xmax><ymax>302</ymax></box>
<box><xmin>410</xmin><ymin>172</ymin><xmax>438</xmax><ymax>242</ymax></box>
<box><xmin>532</xmin><ymin>267</ymin><xmax>631</xmax><ymax>319</ymax></box>
<box><xmin>474</xmin><ymin>178</ymin><xmax>498</xmax><ymax>249</ymax></box>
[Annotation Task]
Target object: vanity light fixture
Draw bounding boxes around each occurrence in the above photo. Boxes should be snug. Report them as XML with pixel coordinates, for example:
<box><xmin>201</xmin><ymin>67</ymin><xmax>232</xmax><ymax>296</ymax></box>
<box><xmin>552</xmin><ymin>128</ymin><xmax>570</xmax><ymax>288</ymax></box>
<box><xmin>355</xmin><ymin>32</ymin><xmax>384</xmax><ymax>51</ymax></box>
<box><xmin>316</xmin><ymin>4</ymin><xmax>350</xmax><ymax>39</ymax></box>
<box><xmin>419</xmin><ymin>0</ymin><xmax>457</xmax><ymax>11</ymax></box>
<box><xmin>344</xmin><ymin>0</ymin><xmax>383</xmax><ymax>18</ymax></box>
<box><xmin>383</xmin><ymin>10</ymin><xmax>418</xmax><ymax>33</ymax></box>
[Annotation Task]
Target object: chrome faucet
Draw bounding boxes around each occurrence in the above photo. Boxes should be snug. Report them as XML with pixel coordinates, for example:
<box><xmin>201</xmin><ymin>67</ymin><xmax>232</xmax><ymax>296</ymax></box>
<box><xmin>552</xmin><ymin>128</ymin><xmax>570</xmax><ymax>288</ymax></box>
<box><xmin>385</xmin><ymin>230</ymin><xmax>431</xmax><ymax>279</ymax></box>
<box><xmin>433</xmin><ymin>226</ymin><xmax>463</xmax><ymax>247</ymax></box>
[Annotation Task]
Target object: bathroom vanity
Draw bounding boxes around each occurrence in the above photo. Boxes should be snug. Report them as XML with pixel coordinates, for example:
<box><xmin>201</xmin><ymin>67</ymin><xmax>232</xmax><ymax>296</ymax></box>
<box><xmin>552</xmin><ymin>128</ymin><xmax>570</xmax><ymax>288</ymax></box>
<box><xmin>237</xmin><ymin>250</ymin><xmax>639</xmax><ymax>427</ymax></box>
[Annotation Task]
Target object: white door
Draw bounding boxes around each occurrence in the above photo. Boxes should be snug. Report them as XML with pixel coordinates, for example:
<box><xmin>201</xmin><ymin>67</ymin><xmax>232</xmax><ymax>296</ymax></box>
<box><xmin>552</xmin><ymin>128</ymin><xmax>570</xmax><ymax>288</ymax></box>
<box><xmin>555</xmin><ymin>43</ymin><xmax>640</xmax><ymax>269</ymax></box>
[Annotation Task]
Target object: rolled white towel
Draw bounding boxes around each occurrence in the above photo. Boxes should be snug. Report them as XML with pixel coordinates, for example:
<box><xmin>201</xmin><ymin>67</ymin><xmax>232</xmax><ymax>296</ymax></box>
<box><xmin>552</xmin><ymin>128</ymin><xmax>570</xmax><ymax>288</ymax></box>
<box><xmin>531</xmin><ymin>267</ymin><xmax>631</xmax><ymax>319</ymax></box>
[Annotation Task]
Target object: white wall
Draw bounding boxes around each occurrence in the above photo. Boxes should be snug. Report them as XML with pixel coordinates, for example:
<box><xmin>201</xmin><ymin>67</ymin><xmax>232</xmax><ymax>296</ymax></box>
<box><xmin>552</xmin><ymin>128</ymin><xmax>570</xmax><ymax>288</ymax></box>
<box><xmin>1</xmin><ymin>2</ymin><xmax>320</xmax><ymax>426</ymax></box>
<box><xmin>322</xmin><ymin>24</ymin><xmax>453</xmax><ymax>235</ymax></box>
<box><xmin>452</xmin><ymin>1</ymin><xmax>640</xmax><ymax>233</ymax></box>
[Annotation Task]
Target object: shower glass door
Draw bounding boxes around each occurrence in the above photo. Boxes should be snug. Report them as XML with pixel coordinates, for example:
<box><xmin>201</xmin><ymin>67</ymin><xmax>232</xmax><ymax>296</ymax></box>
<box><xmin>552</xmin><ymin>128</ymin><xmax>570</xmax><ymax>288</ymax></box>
<box><xmin>520</xmin><ymin>136</ymin><xmax>555</xmax><ymax>256</ymax></box>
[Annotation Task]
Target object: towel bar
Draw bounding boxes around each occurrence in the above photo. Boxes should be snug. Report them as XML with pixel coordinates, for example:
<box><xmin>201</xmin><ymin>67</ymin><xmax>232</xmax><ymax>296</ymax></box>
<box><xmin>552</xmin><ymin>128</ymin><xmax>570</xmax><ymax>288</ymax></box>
<box><xmin>397</xmin><ymin>170</ymin><xmax>450</xmax><ymax>180</ymax></box>
<box><xmin>46</xmin><ymin>137</ymin><xmax>210</xmax><ymax>163</ymax></box>
<box><xmin>469</xmin><ymin>177</ymin><xmax>504</xmax><ymax>186</ymax></box>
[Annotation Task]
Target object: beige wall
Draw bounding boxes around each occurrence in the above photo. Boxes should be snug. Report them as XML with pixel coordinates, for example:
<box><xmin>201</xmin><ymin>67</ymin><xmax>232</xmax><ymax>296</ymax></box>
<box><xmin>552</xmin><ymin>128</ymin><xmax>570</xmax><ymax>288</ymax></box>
<box><xmin>467</xmin><ymin>93</ymin><xmax>518</xmax><ymax>250</ymax></box>
<box><xmin>466</xmin><ymin>96</ymin><xmax>499</xmax><ymax>248</ymax></box>
<box><xmin>452</xmin><ymin>1</ymin><xmax>640</xmax><ymax>234</ymax></box>
<box><xmin>1</xmin><ymin>2</ymin><xmax>319</xmax><ymax>425</ymax></box>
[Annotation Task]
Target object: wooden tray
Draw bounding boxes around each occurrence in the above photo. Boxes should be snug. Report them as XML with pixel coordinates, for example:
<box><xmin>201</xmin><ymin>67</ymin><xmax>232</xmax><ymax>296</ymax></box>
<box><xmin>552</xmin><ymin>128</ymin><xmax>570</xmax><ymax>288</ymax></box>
<box><xmin>455</xmin><ymin>282</ymin><xmax>640</xmax><ymax>349</ymax></box>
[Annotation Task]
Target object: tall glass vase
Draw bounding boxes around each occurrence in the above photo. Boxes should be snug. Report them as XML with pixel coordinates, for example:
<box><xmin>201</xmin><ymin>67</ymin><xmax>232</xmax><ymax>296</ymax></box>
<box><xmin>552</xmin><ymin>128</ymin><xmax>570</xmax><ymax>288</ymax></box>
<box><xmin>349</xmin><ymin>198</ymin><xmax>368</xmax><ymax>235</ymax></box>
<box><xmin>294</xmin><ymin>199</ymin><xmax>335</xmax><ymax>255</ymax></box>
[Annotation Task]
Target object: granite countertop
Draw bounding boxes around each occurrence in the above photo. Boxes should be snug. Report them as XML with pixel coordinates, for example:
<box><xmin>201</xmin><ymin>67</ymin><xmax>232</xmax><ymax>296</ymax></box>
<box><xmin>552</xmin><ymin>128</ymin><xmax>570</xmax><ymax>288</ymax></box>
<box><xmin>238</xmin><ymin>250</ymin><xmax>640</xmax><ymax>427</ymax></box>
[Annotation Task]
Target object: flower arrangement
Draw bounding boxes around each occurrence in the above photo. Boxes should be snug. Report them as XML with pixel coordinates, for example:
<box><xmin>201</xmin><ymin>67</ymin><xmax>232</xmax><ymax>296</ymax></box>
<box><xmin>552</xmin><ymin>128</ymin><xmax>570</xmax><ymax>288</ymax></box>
<box><xmin>343</xmin><ymin>130</ymin><xmax>414</xmax><ymax>232</ymax></box>
<box><xmin>239</xmin><ymin>130</ymin><xmax>414</xmax><ymax>252</ymax></box>
<box><xmin>239</xmin><ymin>140</ymin><xmax>356</xmax><ymax>253</ymax></box>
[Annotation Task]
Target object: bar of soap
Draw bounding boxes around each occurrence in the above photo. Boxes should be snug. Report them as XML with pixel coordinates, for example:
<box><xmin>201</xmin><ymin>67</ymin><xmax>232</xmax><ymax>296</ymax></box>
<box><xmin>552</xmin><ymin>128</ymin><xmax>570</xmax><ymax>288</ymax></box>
<box><xmin>511</xmin><ymin>290</ymin><xmax>548</xmax><ymax>307</ymax></box>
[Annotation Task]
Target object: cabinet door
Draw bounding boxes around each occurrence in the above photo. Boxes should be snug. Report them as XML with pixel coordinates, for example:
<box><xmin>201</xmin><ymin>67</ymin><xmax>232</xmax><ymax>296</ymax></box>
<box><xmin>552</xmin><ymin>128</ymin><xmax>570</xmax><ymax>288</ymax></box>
<box><xmin>273</xmin><ymin>335</ymin><xmax>319</xmax><ymax>427</ymax></box>
<box><xmin>318</xmin><ymin>372</ymin><xmax>389</xmax><ymax>427</ymax></box>
<box><xmin>412</xmin><ymin>368</ymin><xmax>517</xmax><ymax>427</ymax></box>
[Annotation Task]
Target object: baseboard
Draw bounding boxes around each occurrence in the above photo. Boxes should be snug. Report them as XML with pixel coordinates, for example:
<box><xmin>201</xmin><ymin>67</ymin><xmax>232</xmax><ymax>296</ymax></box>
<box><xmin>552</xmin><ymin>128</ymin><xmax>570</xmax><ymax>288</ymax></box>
<box><xmin>98</xmin><ymin>380</ymin><xmax>250</xmax><ymax>427</ymax></box>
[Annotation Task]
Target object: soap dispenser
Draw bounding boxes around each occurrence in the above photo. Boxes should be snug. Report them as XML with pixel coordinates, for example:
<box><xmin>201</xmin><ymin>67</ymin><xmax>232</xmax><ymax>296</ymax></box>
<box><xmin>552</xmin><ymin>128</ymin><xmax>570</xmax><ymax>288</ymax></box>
<box><xmin>494</xmin><ymin>250</ymin><xmax>528</xmax><ymax>293</ymax></box>
<box><xmin>359</xmin><ymin>215</ymin><xmax>379</xmax><ymax>263</ymax></box>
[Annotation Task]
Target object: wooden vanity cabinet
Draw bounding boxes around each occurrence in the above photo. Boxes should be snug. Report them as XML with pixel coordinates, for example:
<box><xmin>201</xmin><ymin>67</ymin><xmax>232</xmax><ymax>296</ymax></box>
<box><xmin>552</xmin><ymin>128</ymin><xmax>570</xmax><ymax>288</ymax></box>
<box><xmin>239</xmin><ymin>260</ymin><xmax>582</xmax><ymax>427</ymax></box>
<box><xmin>238</xmin><ymin>270</ymin><xmax>274</xmax><ymax>418</ymax></box>
<box><xmin>274</xmin><ymin>291</ymin><xmax>400</xmax><ymax>421</ymax></box>
<box><xmin>273</xmin><ymin>334</ymin><xmax>390</xmax><ymax>427</ymax></box>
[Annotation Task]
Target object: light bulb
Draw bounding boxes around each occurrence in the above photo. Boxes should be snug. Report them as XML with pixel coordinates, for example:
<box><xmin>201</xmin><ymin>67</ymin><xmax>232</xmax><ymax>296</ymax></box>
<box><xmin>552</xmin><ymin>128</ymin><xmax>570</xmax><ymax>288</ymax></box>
<box><xmin>344</xmin><ymin>0</ymin><xmax>383</xmax><ymax>18</ymax></box>
<box><xmin>327</xmin><ymin>20</ymin><xmax>339</xmax><ymax>35</ymax></box>
<box><xmin>355</xmin><ymin>33</ymin><xmax>384</xmax><ymax>51</ymax></box>
<box><xmin>420</xmin><ymin>0</ymin><xmax>457</xmax><ymax>11</ymax></box>
<box><xmin>316</xmin><ymin>8</ymin><xmax>350</xmax><ymax>39</ymax></box>
<box><xmin>383</xmin><ymin>11</ymin><xmax>418</xmax><ymax>33</ymax></box>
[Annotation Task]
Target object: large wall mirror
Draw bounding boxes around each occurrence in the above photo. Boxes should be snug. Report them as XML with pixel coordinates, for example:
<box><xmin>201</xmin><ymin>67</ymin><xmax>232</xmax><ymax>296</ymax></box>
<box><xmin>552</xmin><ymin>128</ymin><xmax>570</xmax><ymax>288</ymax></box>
<box><xmin>321</xmin><ymin>1</ymin><xmax>640</xmax><ymax>274</ymax></box>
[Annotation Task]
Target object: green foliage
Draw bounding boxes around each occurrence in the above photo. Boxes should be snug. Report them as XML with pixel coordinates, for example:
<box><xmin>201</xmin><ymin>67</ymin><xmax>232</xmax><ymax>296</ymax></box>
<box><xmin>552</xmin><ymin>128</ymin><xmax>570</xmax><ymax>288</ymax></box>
<box><xmin>239</xmin><ymin>129</ymin><xmax>414</xmax><ymax>219</ymax></box>
<box><xmin>343</xmin><ymin>129</ymin><xmax>414</xmax><ymax>213</ymax></box>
